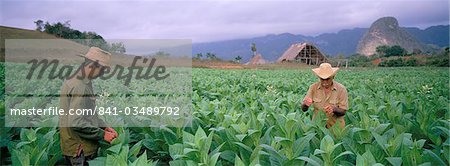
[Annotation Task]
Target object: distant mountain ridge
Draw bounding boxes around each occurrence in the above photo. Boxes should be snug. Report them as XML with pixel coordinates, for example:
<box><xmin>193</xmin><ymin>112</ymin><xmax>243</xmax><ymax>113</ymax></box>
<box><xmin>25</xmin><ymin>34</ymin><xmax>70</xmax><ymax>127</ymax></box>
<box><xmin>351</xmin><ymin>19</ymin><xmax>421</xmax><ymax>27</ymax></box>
<box><xmin>193</xmin><ymin>24</ymin><xmax>449</xmax><ymax>62</ymax></box>
<box><xmin>403</xmin><ymin>25</ymin><xmax>449</xmax><ymax>48</ymax></box>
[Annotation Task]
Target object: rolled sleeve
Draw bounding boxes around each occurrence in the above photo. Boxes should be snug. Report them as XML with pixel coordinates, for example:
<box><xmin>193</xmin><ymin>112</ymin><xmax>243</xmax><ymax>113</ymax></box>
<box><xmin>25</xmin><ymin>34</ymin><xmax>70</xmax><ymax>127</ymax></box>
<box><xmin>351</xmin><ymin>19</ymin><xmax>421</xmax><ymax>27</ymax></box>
<box><xmin>337</xmin><ymin>87</ymin><xmax>348</xmax><ymax>110</ymax></box>
<box><xmin>68</xmin><ymin>86</ymin><xmax>104</xmax><ymax>140</ymax></box>
<box><xmin>303</xmin><ymin>84</ymin><xmax>315</xmax><ymax>102</ymax></box>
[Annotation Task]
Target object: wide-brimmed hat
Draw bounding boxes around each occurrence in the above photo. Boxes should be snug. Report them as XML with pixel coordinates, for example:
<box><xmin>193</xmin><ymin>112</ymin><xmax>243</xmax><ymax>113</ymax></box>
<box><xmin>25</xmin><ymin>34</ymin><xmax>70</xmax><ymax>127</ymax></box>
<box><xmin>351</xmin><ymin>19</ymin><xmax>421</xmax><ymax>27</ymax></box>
<box><xmin>312</xmin><ymin>63</ymin><xmax>339</xmax><ymax>79</ymax></box>
<box><xmin>77</xmin><ymin>47</ymin><xmax>111</xmax><ymax>67</ymax></box>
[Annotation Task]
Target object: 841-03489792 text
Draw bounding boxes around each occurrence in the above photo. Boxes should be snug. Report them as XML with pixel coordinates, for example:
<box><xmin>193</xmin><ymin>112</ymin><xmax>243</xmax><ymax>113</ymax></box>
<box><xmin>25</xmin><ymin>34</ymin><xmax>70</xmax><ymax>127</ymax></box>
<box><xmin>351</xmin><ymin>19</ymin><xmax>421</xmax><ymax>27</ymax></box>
<box><xmin>96</xmin><ymin>106</ymin><xmax>180</xmax><ymax>116</ymax></box>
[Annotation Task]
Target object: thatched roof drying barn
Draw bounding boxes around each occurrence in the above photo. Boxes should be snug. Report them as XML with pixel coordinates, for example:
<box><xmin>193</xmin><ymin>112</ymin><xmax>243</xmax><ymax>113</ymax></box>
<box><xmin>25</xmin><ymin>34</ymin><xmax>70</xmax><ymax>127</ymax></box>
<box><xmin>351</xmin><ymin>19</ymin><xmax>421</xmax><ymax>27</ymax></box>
<box><xmin>246</xmin><ymin>54</ymin><xmax>268</xmax><ymax>65</ymax></box>
<box><xmin>277</xmin><ymin>43</ymin><xmax>327</xmax><ymax>65</ymax></box>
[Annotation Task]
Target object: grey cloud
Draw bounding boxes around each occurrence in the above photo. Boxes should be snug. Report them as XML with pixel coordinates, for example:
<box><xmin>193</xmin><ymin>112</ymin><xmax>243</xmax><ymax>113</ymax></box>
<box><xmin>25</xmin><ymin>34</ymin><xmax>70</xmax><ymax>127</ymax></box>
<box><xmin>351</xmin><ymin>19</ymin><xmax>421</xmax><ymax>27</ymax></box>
<box><xmin>1</xmin><ymin>0</ymin><xmax>448</xmax><ymax>43</ymax></box>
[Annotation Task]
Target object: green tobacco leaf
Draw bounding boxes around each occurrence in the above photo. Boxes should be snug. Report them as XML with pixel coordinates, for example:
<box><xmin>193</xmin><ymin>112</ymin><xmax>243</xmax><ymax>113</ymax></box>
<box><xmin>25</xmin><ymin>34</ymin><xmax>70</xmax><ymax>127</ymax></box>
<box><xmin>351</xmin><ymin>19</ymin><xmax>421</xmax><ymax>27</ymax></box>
<box><xmin>209</xmin><ymin>152</ymin><xmax>221</xmax><ymax>166</ymax></box>
<box><xmin>119</xmin><ymin>145</ymin><xmax>129</xmax><ymax>162</ymax></box>
<box><xmin>111</xmin><ymin>137</ymin><xmax>122</xmax><ymax>145</ymax></box>
<box><xmin>105</xmin><ymin>154</ymin><xmax>127</xmax><ymax>166</ymax></box>
<box><xmin>204</xmin><ymin>131</ymin><xmax>215</xmax><ymax>153</ymax></box>
<box><xmin>210</xmin><ymin>143</ymin><xmax>225</xmax><ymax>158</ymax></box>
<box><xmin>169</xmin><ymin>160</ymin><xmax>186</xmax><ymax>166</ymax></box>
<box><xmin>260</xmin><ymin>144</ymin><xmax>283</xmax><ymax>161</ymax></box>
<box><xmin>220</xmin><ymin>150</ymin><xmax>235</xmax><ymax>163</ymax></box>
<box><xmin>111</xmin><ymin>128</ymin><xmax>130</xmax><ymax>145</ymax></box>
<box><xmin>20</xmin><ymin>128</ymin><xmax>36</xmax><ymax>142</ymax></box>
<box><xmin>15</xmin><ymin>141</ymin><xmax>31</xmax><ymax>149</ymax></box>
<box><xmin>236</xmin><ymin>134</ymin><xmax>247</xmax><ymax>142</ymax></box>
<box><xmin>129</xmin><ymin>140</ymin><xmax>142</xmax><ymax>158</ymax></box>
<box><xmin>297</xmin><ymin>156</ymin><xmax>321</xmax><ymax>166</ymax></box>
<box><xmin>320</xmin><ymin>135</ymin><xmax>334</xmax><ymax>153</ymax></box>
<box><xmin>88</xmin><ymin>157</ymin><xmax>106</xmax><ymax>166</ymax></box>
<box><xmin>32</xmin><ymin>148</ymin><xmax>47</xmax><ymax>166</ymax></box>
<box><xmin>130</xmin><ymin>151</ymin><xmax>148</xmax><ymax>166</ymax></box>
<box><xmin>183</xmin><ymin>131</ymin><xmax>195</xmax><ymax>143</ymax></box>
<box><xmin>234</xmin><ymin>142</ymin><xmax>253</xmax><ymax>153</ymax></box>
<box><xmin>195</xmin><ymin>127</ymin><xmax>207</xmax><ymax>145</ymax></box>
<box><xmin>183</xmin><ymin>148</ymin><xmax>199</xmax><ymax>155</ymax></box>
<box><xmin>386</xmin><ymin>157</ymin><xmax>402</xmax><ymax>166</ymax></box>
<box><xmin>355</xmin><ymin>154</ymin><xmax>364</xmax><ymax>166</ymax></box>
<box><xmin>260</xmin><ymin>126</ymin><xmax>275</xmax><ymax>144</ymax></box>
<box><xmin>433</xmin><ymin>126</ymin><xmax>450</xmax><ymax>138</ymax></box>
<box><xmin>12</xmin><ymin>149</ymin><xmax>30</xmax><ymax>166</ymax></box>
<box><xmin>247</xmin><ymin>129</ymin><xmax>260</xmax><ymax>138</ymax></box>
<box><xmin>293</xmin><ymin>133</ymin><xmax>316</xmax><ymax>157</ymax></box>
<box><xmin>107</xmin><ymin>143</ymin><xmax>122</xmax><ymax>154</ymax></box>
<box><xmin>274</xmin><ymin>136</ymin><xmax>290</xmax><ymax>143</ymax></box>
<box><xmin>162</xmin><ymin>128</ymin><xmax>179</xmax><ymax>145</ymax></box>
<box><xmin>42</xmin><ymin>129</ymin><xmax>57</xmax><ymax>141</ymax></box>
<box><xmin>372</xmin><ymin>132</ymin><xmax>388</xmax><ymax>153</ymax></box>
<box><xmin>169</xmin><ymin>143</ymin><xmax>184</xmax><ymax>160</ymax></box>
<box><xmin>374</xmin><ymin>123</ymin><xmax>391</xmax><ymax>134</ymax></box>
<box><xmin>356</xmin><ymin>151</ymin><xmax>377</xmax><ymax>166</ymax></box>
<box><xmin>160</xmin><ymin>126</ymin><xmax>177</xmax><ymax>137</ymax></box>
<box><xmin>235</xmin><ymin>155</ymin><xmax>246</xmax><ymax>166</ymax></box>
<box><xmin>333</xmin><ymin>151</ymin><xmax>353</xmax><ymax>162</ymax></box>
<box><xmin>249</xmin><ymin>145</ymin><xmax>262</xmax><ymax>165</ymax></box>
<box><xmin>313</xmin><ymin>149</ymin><xmax>325</xmax><ymax>155</ymax></box>
<box><xmin>424</xmin><ymin>149</ymin><xmax>446</xmax><ymax>166</ymax></box>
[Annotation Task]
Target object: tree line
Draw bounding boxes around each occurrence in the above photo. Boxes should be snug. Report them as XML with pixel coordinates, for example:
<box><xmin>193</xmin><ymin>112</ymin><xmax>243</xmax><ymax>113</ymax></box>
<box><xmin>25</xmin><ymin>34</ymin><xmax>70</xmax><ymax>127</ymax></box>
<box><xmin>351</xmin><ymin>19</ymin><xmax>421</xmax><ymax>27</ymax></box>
<box><xmin>34</xmin><ymin>20</ymin><xmax>126</xmax><ymax>54</ymax></box>
<box><xmin>348</xmin><ymin>45</ymin><xmax>449</xmax><ymax>67</ymax></box>
<box><xmin>194</xmin><ymin>43</ymin><xmax>256</xmax><ymax>63</ymax></box>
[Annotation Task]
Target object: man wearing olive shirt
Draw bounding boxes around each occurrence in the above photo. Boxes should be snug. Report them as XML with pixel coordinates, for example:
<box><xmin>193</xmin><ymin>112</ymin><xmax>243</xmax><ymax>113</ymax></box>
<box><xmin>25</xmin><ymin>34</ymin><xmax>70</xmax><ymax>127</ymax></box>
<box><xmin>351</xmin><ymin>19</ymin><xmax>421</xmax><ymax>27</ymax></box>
<box><xmin>59</xmin><ymin>47</ymin><xmax>118</xmax><ymax>166</ymax></box>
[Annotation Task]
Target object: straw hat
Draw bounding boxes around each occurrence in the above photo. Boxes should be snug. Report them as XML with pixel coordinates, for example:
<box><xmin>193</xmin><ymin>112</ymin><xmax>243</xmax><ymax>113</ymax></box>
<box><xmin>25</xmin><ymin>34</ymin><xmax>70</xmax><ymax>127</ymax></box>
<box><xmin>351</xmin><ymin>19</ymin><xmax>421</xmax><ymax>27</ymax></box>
<box><xmin>312</xmin><ymin>63</ymin><xmax>339</xmax><ymax>79</ymax></box>
<box><xmin>77</xmin><ymin>47</ymin><xmax>111</xmax><ymax>67</ymax></box>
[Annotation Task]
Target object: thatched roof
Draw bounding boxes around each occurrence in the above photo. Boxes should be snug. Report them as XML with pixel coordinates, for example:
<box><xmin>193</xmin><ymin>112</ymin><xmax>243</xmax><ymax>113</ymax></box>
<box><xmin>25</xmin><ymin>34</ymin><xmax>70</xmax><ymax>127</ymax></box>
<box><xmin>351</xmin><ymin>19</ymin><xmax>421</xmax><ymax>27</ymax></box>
<box><xmin>277</xmin><ymin>43</ymin><xmax>327</xmax><ymax>65</ymax></box>
<box><xmin>246</xmin><ymin>53</ymin><xmax>268</xmax><ymax>65</ymax></box>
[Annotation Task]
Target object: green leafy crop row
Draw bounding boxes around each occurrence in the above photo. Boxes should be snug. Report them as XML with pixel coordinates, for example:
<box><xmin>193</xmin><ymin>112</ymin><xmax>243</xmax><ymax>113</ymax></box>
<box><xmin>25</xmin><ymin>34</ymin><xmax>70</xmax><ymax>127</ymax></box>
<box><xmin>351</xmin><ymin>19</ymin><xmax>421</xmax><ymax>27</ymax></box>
<box><xmin>1</xmin><ymin>66</ymin><xmax>449</xmax><ymax>165</ymax></box>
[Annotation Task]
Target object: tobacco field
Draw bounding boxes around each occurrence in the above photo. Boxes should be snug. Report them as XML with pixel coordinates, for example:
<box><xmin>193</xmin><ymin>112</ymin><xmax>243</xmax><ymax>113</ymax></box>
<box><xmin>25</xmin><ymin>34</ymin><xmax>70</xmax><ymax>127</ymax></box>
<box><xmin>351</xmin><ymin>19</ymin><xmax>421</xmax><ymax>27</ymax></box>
<box><xmin>1</xmin><ymin>66</ymin><xmax>449</xmax><ymax>166</ymax></box>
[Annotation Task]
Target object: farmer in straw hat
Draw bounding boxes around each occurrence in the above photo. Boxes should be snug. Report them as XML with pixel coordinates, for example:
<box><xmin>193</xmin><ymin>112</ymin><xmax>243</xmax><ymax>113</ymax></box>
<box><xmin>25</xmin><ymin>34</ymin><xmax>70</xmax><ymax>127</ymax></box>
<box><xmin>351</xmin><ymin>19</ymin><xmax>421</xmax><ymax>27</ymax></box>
<box><xmin>59</xmin><ymin>47</ymin><xmax>118</xmax><ymax>165</ymax></box>
<box><xmin>301</xmin><ymin>63</ymin><xmax>348</xmax><ymax>128</ymax></box>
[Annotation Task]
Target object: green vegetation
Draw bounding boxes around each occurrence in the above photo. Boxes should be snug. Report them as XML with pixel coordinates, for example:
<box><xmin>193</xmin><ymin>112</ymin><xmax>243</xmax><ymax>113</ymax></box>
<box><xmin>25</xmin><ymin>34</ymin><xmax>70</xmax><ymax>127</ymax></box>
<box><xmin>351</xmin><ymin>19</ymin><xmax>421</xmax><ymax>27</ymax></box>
<box><xmin>205</xmin><ymin>53</ymin><xmax>218</xmax><ymax>60</ymax></box>
<box><xmin>427</xmin><ymin>48</ymin><xmax>450</xmax><ymax>67</ymax></box>
<box><xmin>194</xmin><ymin>52</ymin><xmax>220</xmax><ymax>60</ymax></box>
<box><xmin>234</xmin><ymin>56</ymin><xmax>242</xmax><ymax>63</ymax></box>
<box><xmin>348</xmin><ymin>46</ymin><xmax>449</xmax><ymax>67</ymax></box>
<box><xmin>195</xmin><ymin>53</ymin><xmax>203</xmax><ymax>59</ymax></box>
<box><xmin>153</xmin><ymin>51</ymin><xmax>171</xmax><ymax>57</ymax></box>
<box><xmin>251</xmin><ymin>43</ymin><xmax>257</xmax><ymax>56</ymax></box>
<box><xmin>376</xmin><ymin>45</ymin><xmax>407</xmax><ymax>57</ymax></box>
<box><xmin>195</xmin><ymin>52</ymin><xmax>220</xmax><ymax>60</ymax></box>
<box><xmin>378</xmin><ymin>58</ymin><xmax>416</xmax><ymax>67</ymax></box>
<box><xmin>1</xmin><ymin>65</ymin><xmax>449</xmax><ymax>165</ymax></box>
<box><xmin>34</xmin><ymin>20</ymin><xmax>126</xmax><ymax>53</ymax></box>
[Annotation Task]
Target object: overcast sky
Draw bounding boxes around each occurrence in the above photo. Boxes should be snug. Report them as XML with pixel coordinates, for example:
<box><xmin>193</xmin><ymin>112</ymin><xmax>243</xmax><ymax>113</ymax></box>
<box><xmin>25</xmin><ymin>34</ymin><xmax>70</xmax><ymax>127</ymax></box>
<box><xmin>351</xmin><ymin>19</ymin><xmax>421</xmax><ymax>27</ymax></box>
<box><xmin>1</xmin><ymin>0</ymin><xmax>448</xmax><ymax>43</ymax></box>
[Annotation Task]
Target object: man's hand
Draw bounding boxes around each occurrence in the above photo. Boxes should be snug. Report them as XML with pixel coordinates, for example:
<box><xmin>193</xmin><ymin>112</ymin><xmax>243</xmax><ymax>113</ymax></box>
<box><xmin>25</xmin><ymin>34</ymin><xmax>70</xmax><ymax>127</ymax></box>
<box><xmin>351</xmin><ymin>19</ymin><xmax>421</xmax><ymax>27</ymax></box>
<box><xmin>324</xmin><ymin>105</ymin><xmax>334</xmax><ymax>116</ymax></box>
<box><xmin>303</xmin><ymin>97</ymin><xmax>313</xmax><ymax>107</ymax></box>
<box><xmin>104</xmin><ymin>127</ymin><xmax>118</xmax><ymax>143</ymax></box>
<box><xmin>104</xmin><ymin>131</ymin><xmax>116</xmax><ymax>143</ymax></box>
<box><xmin>105</xmin><ymin>127</ymin><xmax>118</xmax><ymax>138</ymax></box>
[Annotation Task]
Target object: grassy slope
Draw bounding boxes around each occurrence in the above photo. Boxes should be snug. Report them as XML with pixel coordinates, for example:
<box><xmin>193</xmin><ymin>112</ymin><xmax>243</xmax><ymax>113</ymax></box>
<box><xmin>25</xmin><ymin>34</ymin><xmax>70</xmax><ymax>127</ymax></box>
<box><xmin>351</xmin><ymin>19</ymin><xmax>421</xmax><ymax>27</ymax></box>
<box><xmin>0</xmin><ymin>26</ymin><xmax>90</xmax><ymax>62</ymax></box>
<box><xmin>0</xmin><ymin>26</ymin><xmax>187</xmax><ymax>66</ymax></box>
<box><xmin>0</xmin><ymin>26</ymin><xmax>60</xmax><ymax>49</ymax></box>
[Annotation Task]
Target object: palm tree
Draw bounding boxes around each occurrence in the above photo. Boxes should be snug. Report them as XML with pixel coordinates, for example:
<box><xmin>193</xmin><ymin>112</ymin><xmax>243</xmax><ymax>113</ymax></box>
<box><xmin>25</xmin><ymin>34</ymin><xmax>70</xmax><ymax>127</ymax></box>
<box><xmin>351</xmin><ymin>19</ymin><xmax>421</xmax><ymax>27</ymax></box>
<box><xmin>235</xmin><ymin>56</ymin><xmax>242</xmax><ymax>63</ymax></box>
<box><xmin>195</xmin><ymin>53</ymin><xmax>203</xmax><ymax>59</ymax></box>
<box><xmin>251</xmin><ymin>43</ymin><xmax>257</xmax><ymax>57</ymax></box>
<box><xmin>206</xmin><ymin>52</ymin><xmax>216</xmax><ymax>60</ymax></box>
